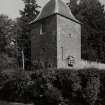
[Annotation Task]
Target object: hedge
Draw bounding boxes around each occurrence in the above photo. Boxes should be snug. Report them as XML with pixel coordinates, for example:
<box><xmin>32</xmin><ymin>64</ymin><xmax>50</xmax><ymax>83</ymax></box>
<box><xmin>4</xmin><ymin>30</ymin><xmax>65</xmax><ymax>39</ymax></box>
<box><xmin>0</xmin><ymin>68</ymin><xmax>105</xmax><ymax>105</ymax></box>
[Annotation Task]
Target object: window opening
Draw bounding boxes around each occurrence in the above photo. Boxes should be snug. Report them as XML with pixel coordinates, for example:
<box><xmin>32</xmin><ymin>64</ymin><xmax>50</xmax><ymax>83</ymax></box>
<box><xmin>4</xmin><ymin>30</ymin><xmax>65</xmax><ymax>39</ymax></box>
<box><xmin>67</xmin><ymin>56</ymin><xmax>75</xmax><ymax>67</ymax></box>
<box><xmin>40</xmin><ymin>22</ymin><xmax>46</xmax><ymax>35</ymax></box>
<box><xmin>69</xmin><ymin>33</ymin><xmax>72</xmax><ymax>38</ymax></box>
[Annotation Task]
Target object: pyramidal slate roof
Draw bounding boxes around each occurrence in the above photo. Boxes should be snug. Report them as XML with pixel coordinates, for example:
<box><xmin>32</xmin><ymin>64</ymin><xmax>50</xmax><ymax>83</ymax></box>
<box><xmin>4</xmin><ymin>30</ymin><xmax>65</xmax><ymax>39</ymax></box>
<box><xmin>30</xmin><ymin>0</ymin><xmax>79</xmax><ymax>24</ymax></box>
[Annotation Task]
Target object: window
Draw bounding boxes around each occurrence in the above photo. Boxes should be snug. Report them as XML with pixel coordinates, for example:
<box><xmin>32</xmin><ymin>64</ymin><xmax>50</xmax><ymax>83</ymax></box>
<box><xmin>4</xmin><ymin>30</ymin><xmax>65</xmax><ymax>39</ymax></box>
<box><xmin>40</xmin><ymin>22</ymin><xmax>46</xmax><ymax>35</ymax></box>
<box><xmin>69</xmin><ymin>33</ymin><xmax>72</xmax><ymax>38</ymax></box>
<box><xmin>67</xmin><ymin>56</ymin><xmax>75</xmax><ymax>67</ymax></box>
<box><xmin>42</xmin><ymin>48</ymin><xmax>46</xmax><ymax>52</ymax></box>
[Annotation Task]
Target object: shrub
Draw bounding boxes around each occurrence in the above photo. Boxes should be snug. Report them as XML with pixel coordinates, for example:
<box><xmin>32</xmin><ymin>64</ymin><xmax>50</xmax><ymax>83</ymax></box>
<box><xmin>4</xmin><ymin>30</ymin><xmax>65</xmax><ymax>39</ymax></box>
<box><xmin>0</xmin><ymin>68</ymin><xmax>104</xmax><ymax>105</ymax></box>
<box><xmin>0</xmin><ymin>70</ymin><xmax>31</xmax><ymax>103</ymax></box>
<box><xmin>82</xmin><ymin>71</ymin><xmax>100</xmax><ymax>105</ymax></box>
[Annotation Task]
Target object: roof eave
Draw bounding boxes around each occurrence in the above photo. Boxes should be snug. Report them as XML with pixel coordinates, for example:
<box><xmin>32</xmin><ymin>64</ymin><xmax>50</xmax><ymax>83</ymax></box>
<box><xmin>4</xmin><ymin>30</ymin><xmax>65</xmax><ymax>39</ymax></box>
<box><xmin>29</xmin><ymin>13</ymin><xmax>81</xmax><ymax>25</ymax></box>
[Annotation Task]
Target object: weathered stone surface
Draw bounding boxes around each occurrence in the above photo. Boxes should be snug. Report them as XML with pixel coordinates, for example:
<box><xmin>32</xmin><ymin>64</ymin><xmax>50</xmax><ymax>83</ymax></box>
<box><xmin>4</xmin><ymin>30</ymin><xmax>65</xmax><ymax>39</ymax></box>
<box><xmin>30</xmin><ymin>0</ymin><xmax>79</xmax><ymax>23</ymax></box>
<box><xmin>57</xmin><ymin>15</ymin><xmax>81</xmax><ymax>68</ymax></box>
<box><xmin>31</xmin><ymin>0</ymin><xmax>81</xmax><ymax>69</ymax></box>
<box><xmin>31</xmin><ymin>15</ymin><xmax>57</xmax><ymax>68</ymax></box>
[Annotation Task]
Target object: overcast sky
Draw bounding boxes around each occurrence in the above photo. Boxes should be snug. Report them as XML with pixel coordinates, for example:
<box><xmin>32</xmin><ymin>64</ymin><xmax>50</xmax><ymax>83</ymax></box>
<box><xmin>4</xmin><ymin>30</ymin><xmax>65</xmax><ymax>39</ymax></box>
<box><xmin>0</xmin><ymin>0</ymin><xmax>51</xmax><ymax>19</ymax></box>
<box><xmin>0</xmin><ymin>0</ymin><xmax>104</xmax><ymax>19</ymax></box>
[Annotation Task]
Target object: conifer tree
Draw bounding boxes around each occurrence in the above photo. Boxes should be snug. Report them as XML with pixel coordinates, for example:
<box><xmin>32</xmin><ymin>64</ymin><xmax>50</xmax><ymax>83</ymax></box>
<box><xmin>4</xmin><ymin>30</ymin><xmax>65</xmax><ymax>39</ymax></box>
<box><xmin>17</xmin><ymin>0</ymin><xmax>40</xmax><ymax>70</ymax></box>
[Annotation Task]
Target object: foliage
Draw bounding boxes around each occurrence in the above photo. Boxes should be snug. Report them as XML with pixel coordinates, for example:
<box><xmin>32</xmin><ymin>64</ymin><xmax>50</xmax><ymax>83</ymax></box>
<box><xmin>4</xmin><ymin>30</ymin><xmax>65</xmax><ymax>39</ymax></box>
<box><xmin>0</xmin><ymin>15</ymin><xmax>17</xmax><ymax>70</ymax></box>
<box><xmin>0</xmin><ymin>15</ymin><xmax>10</xmax><ymax>53</ymax></box>
<box><xmin>17</xmin><ymin>0</ymin><xmax>40</xmax><ymax>70</ymax></box>
<box><xmin>0</xmin><ymin>69</ymin><xmax>104</xmax><ymax>105</ymax></box>
<box><xmin>82</xmin><ymin>71</ymin><xmax>100</xmax><ymax>105</ymax></box>
<box><xmin>0</xmin><ymin>70</ymin><xmax>31</xmax><ymax>103</ymax></box>
<box><xmin>68</xmin><ymin>0</ymin><xmax>105</xmax><ymax>26</ymax></box>
<box><xmin>68</xmin><ymin>0</ymin><xmax>105</xmax><ymax>63</ymax></box>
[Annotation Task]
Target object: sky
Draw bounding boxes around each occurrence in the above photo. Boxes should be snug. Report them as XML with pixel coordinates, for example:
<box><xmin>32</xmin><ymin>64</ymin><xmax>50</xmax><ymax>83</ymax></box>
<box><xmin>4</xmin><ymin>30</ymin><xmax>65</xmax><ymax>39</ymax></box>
<box><xmin>0</xmin><ymin>0</ymin><xmax>24</xmax><ymax>19</ymax></box>
<box><xmin>0</xmin><ymin>0</ymin><xmax>104</xmax><ymax>19</ymax></box>
<box><xmin>0</xmin><ymin>0</ymin><xmax>50</xmax><ymax>19</ymax></box>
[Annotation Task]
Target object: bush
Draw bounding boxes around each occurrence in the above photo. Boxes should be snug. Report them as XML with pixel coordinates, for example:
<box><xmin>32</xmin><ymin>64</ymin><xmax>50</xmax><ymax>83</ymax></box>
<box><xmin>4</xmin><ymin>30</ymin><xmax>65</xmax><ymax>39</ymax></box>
<box><xmin>82</xmin><ymin>71</ymin><xmax>100</xmax><ymax>105</ymax></box>
<box><xmin>0</xmin><ymin>70</ymin><xmax>31</xmax><ymax>103</ymax></box>
<box><xmin>0</xmin><ymin>68</ymin><xmax>104</xmax><ymax>105</ymax></box>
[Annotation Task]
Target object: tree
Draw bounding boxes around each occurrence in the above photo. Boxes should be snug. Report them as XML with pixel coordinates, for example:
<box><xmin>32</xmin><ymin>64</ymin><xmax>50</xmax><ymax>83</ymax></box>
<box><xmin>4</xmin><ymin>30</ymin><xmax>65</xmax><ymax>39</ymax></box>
<box><xmin>0</xmin><ymin>15</ymin><xmax>17</xmax><ymax>70</ymax></box>
<box><xmin>17</xmin><ymin>0</ymin><xmax>40</xmax><ymax>70</ymax></box>
<box><xmin>68</xmin><ymin>0</ymin><xmax>105</xmax><ymax>63</ymax></box>
<box><xmin>0</xmin><ymin>15</ymin><xmax>11</xmax><ymax>53</ymax></box>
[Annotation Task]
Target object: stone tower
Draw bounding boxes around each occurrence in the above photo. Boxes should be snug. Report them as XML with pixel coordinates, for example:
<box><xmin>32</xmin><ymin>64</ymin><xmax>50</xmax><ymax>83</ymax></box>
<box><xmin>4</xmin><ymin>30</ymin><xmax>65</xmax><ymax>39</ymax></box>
<box><xmin>30</xmin><ymin>0</ymin><xmax>81</xmax><ymax>69</ymax></box>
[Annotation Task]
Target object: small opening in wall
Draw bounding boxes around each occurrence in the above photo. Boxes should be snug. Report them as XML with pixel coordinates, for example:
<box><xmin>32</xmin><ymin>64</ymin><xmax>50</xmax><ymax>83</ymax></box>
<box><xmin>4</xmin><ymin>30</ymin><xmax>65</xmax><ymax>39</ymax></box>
<box><xmin>48</xmin><ymin>64</ymin><xmax>51</xmax><ymax>68</ymax></box>
<box><xmin>42</xmin><ymin>48</ymin><xmax>46</xmax><ymax>52</ymax></box>
<box><xmin>67</xmin><ymin>56</ymin><xmax>75</xmax><ymax>67</ymax></box>
<box><xmin>69</xmin><ymin>33</ymin><xmax>72</xmax><ymax>38</ymax></box>
<box><xmin>40</xmin><ymin>22</ymin><xmax>46</xmax><ymax>35</ymax></box>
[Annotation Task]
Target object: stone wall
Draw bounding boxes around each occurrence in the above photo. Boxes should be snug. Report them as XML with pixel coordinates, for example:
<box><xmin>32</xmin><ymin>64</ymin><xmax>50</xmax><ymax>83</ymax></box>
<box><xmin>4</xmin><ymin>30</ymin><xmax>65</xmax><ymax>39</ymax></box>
<box><xmin>57</xmin><ymin>15</ymin><xmax>81</xmax><ymax>68</ymax></box>
<box><xmin>31</xmin><ymin>14</ymin><xmax>81</xmax><ymax>69</ymax></box>
<box><xmin>31</xmin><ymin>15</ymin><xmax>57</xmax><ymax>68</ymax></box>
